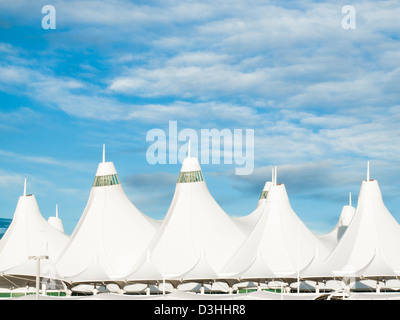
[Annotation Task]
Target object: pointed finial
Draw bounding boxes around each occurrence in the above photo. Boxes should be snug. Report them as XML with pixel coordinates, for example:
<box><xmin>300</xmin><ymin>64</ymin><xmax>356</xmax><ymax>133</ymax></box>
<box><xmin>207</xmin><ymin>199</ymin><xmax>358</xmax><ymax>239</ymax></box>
<box><xmin>349</xmin><ymin>192</ymin><xmax>352</xmax><ymax>207</ymax></box>
<box><xmin>56</xmin><ymin>204</ymin><xmax>59</xmax><ymax>219</ymax></box>
<box><xmin>272</xmin><ymin>167</ymin><xmax>275</xmax><ymax>186</ymax></box>
<box><xmin>367</xmin><ymin>160</ymin><xmax>370</xmax><ymax>181</ymax></box>
<box><xmin>23</xmin><ymin>177</ymin><xmax>27</xmax><ymax>196</ymax></box>
<box><xmin>188</xmin><ymin>139</ymin><xmax>191</xmax><ymax>158</ymax></box>
<box><xmin>102</xmin><ymin>144</ymin><xmax>106</xmax><ymax>163</ymax></box>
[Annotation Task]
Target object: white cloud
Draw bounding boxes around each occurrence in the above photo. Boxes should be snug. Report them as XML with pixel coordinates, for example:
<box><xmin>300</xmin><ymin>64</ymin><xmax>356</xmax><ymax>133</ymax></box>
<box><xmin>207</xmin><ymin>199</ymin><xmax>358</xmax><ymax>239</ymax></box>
<box><xmin>1</xmin><ymin>0</ymin><xmax>400</xmax><ymax>178</ymax></box>
<box><xmin>0</xmin><ymin>169</ymin><xmax>24</xmax><ymax>189</ymax></box>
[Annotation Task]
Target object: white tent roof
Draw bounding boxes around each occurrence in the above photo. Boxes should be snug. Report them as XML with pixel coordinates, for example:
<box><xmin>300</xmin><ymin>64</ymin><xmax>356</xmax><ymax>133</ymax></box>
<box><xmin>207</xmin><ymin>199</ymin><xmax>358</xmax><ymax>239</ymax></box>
<box><xmin>130</xmin><ymin>155</ymin><xmax>246</xmax><ymax>280</ymax></box>
<box><xmin>56</xmin><ymin>152</ymin><xmax>160</xmax><ymax>280</ymax></box>
<box><xmin>234</xmin><ymin>250</ymin><xmax>276</xmax><ymax>281</ymax></box>
<box><xmin>48</xmin><ymin>204</ymin><xmax>65</xmax><ymax>234</ymax></box>
<box><xmin>64</xmin><ymin>253</ymin><xmax>113</xmax><ymax>284</ymax></box>
<box><xmin>124</xmin><ymin>251</ymin><xmax>163</xmax><ymax>283</ymax></box>
<box><xmin>0</xmin><ymin>185</ymin><xmax>69</xmax><ymax>273</ymax></box>
<box><xmin>223</xmin><ymin>181</ymin><xmax>331</xmax><ymax>278</ymax></box>
<box><xmin>317</xmin><ymin>202</ymin><xmax>355</xmax><ymax>252</ymax></box>
<box><xmin>234</xmin><ymin>181</ymin><xmax>273</xmax><ymax>233</ymax></box>
<box><xmin>299</xmin><ymin>247</ymin><xmax>335</xmax><ymax>280</ymax></box>
<box><xmin>357</xmin><ymin>248</ymin><xmax>399</xmax><ymax>279</ymax></box>
<box><xmin>177</xmin><ymin>253</ymin><xmax>220</xmax><ymax>282</ymax></box>
<box><xmin>3</xmin><ymin>257</ymin><xmax>62</xmax><ymax>280</ymax></box>
<box><xmin>326</xmin><ymin>178</ymin><xmax>400</xmax><ymax>277</ymax></box>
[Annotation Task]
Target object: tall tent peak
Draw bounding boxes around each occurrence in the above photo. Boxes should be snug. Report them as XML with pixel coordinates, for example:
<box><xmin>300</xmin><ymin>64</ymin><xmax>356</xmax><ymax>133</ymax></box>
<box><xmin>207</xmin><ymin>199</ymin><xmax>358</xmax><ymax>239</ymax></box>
<box><xmin>259</xmin><ymin>181</ymin><xmax>273</xmax><ymax>200</ymax></box>
<box><xmin>95</xmin><ymin>161</ymin><xmax>118</xmax><ymax>177</ymax></box>
<box><xmin>178</xmin><ymin>156</ymin><xmax>204</xmax><ymax>183</ymax></box>
<box><xmin>180</xmin><ymin>156</ymin><xmax>202</xmax><ymax>173</ymax></box>
<box><xmin>358</xmin><ymin>179</ymin><xmax>383</xmax><ymax>201</ymax></box>
<box><xmin>263</xmin><ymin>181</ymin><xmax>273</xmax><ymax>191</ymax></box>
<box><xmin>94</xmin><ymin>144</ymin><xmax>118</xmax><ymax>178</ymax></box>
<box><xmin>48</xmin><ymin>204</ymin><xmax>65</xmax><ymax>234</ymax></box>
<box><xmin>93</xmin><ymin>151</ymin><xmax>120</xmax><ymax>188</ymax></box>
<box><xmin>266</xmin><ymin>183</ymin><xmax>289</xmax><ymax>203</ymax></box>
<box><xmin>367</xmin><ymin>160</ymin><xmax>370</xmax><ymax>181</ymax></box>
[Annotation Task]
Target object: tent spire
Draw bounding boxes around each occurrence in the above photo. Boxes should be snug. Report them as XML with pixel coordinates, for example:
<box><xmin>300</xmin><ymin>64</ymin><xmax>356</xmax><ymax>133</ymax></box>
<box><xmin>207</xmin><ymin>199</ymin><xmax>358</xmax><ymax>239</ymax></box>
<box><xmin>349</xmin><ymin>192</ymin><xmax>352</xmax><ymax>207</ymax></box>
<box><xmin>102</xmin><ymin>144</ymin><xmax>106</xmax><ymax>163</ymax></box>
<box><xmin>272</xmin><ymin>167</ymin><xmax>275</xmax><ymax>186</ymax></box>
<box><xmin>188</xmin><ymin>139</ymin><xmax>191</xmax><ymax>158</ymax></box>
<box><xmin>23</xmin><ymin>177</ymin><xmax>27</xmax><ymax>196</ymax></box>
<box><xmin>274</xmin><ymin>166</ymin><xmax>277</xmax><ymax>185</ymax></box>
<box><xmin>56</xmin><ymin>204</ymin><xmax>59</xmax><ymax>219</ymax></box>
<box><xmin>367</xmin><ymin>160</ymin><xmax>370</xmax><ymax>181</ymax></box>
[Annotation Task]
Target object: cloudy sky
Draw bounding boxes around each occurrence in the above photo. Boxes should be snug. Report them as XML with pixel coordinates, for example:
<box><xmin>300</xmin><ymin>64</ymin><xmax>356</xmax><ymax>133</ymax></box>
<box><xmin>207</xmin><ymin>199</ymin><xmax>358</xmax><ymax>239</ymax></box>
<box><xmin>0</xmin><ymin>0</ymin><xmax>399</xmax><ymax>236</ymax></box>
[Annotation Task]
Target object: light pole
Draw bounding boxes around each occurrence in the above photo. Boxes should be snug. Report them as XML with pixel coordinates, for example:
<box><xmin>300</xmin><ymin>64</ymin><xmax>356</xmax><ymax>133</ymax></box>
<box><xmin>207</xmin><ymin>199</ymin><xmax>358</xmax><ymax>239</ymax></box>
<box><xmin>28</xmin><ymin>255</ymin><xmax>49</xmax><ymax>300</ymax></box>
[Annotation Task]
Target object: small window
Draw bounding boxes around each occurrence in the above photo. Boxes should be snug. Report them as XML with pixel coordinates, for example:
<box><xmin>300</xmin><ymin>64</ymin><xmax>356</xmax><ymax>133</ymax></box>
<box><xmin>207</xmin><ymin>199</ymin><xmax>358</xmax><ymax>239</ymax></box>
<box><xmin>93</xmin><ymin>174</ymin><xmax>121</xmax><ymax>187</ymax></box>
<box><xmin>177</xmin><ymin>170</ymin><xmax>204</xmax><ymax>183</ymax></box>
<box><xmin>259</xmin><ymin>191</ymin><xmax>268</xmax><ymax>199</ymax></box>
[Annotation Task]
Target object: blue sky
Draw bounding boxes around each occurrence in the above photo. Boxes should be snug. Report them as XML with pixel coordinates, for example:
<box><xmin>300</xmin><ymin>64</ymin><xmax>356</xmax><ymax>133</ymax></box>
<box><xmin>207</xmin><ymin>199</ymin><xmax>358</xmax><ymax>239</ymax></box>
<box><xmin>0</xmin><ymin>0</ymin><xmax>400</xmax><ymax>236</ymax></box>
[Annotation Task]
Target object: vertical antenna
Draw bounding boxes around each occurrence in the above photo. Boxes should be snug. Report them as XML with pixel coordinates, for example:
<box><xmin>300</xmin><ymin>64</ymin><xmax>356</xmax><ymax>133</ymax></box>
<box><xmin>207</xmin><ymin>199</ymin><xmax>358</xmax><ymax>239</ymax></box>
<box><xmin>102</xmin><ymin>144</ymin><xmax>106</xmax><ymax>163</ymax></box>
<box><xmin>188</xmin><ymin>139</ymin><xmax>191</xmax><ymax>158</ymax></box>
<box><xmin>349</xmin><ymin>192</ymin><xmax>352</xmax><ymax>207</ymax></box>
<box><xmin>272</xmin><ymin>167</ymin><xmax>275</xmax><ymax>186</ymax></box>
<box><xmin>23</xmin><ymin>177</ymin><xmax>27</xmax><ymax>196</ymax></box>
<box><xmin>275</xmin><ymin>166</ymin><xmax>277</xmax><ymax>185</ymax></box>
<box><xmin>367</xmin><ymin>160</ymin><xmax>370</xmax><ymax>181</ymax></box>
<box><xmin>56</xmin><ymin>204</ymin><xmax>59</xmax><ymax>219</ymax></box>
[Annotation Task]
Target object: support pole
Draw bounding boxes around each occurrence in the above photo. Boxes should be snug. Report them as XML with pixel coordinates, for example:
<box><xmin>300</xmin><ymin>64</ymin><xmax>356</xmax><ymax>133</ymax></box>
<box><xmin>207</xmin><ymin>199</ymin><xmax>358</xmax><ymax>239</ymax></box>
<box><xmin>28</xmin><ymin>255</ymin><xmax>49</xmax><ymax>300</ymax></box>
<box><xmin>36</xmin><ymin>258</ymin><xmax>40</xmax><ymax>299</ymax></box>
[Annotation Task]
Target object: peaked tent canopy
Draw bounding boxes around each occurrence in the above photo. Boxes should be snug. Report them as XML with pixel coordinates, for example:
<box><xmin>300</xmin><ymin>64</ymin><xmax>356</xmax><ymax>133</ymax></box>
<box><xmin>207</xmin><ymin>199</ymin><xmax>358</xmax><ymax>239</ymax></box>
<box><xmin>223</xmin><ymin>171</ymin><xmax>331</xmax><ymax>279</ymax></box>
<box><xmin>298</xmin><ymin>247</ymin><xmax>336</xmax><ymax>281</ymax></box>
<box><xmin>124</xmin><ymin>250</ymin><xmax>163</xmax><ymax>284</ymax></box>
<box><xmin>0</xmin><ymin>180</ymin><xmax>69</xmax><ymax>274</ymax></box>
<box><xmin>326</xmin><ymin>175</ymin><xmax>400</xmax><ymax>277</ymax></box>
<box><xmin>234</xmin><ymin>180</ymin><xmax>273</xmax><ymax>233</ymax></box>
<box><xmin>128</xmin><ymin>152</ymin><xmax>247</xmax><ymax>280</ymax></box>
<box><xmin>56</xmin><ymin>147</ymin><xmax>160</xmax><ymax>280</ymax></box>
<box><xmin>177</xmin><ymin>252</ymin><xmax>220</xmax><ymax>283</ymax></box>
<box><xmin>357</xmin><ymin>248</ymin><xmax>399</xmax><ymax>279</ymax></box>
<box><xmin>48</xmin><ymin>204</ymin><xmax>65</xmax><ymax>234</ymax></box>
<box><xmin>317</xmin><ymin>193</ymin><xmax>355</xmax><ymax>252</ymax></box>
<box><xmin>234</xmin><ymin>249</ymin><xmax>276</xmax><ymax>282</ymax></box>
